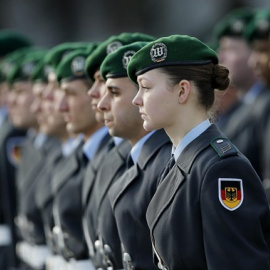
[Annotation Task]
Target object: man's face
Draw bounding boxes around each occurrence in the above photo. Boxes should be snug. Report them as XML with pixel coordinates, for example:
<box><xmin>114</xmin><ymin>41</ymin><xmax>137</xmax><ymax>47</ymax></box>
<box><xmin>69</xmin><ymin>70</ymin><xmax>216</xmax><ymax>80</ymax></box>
<box><xmin>30</xmin><ymin>82</ymin><xmax>48</xmax><ymax>133</ymax></box>
<box><xmin>8</xmin><ymin>81</ymin><xmax>37</xmax><ymax>129</ymax></box>
<box><xmin>0</xmin><ymin>82</ymin><xmax>9</xmax><ymax>107</ymax></box>
<box><xmin>87</xmin><ymin>70</ymin><xmax>106</xmax><ymax>123</ymax></box>
<box><xmin>59</xmin><ymin>79</ymin><xmax>98</xmax><ymax>137</ymax></box>
<box><xmin>42</xmin><ymin>72</ymin><xmax>67</xmax><ymax>137</ymax></box>
<box><xmin>218</xmin><ymin>37</ymin><xmax>255</xmax><ymax>87</ymax></box>
<box><xmin>98</xmin><ymin>77</ymin><xmax>144</xmax><ymax>140</ymax></box>
<box><xmin>248</xmin><ymin>40</ymin><xmax>270</xmax><ymax>85</ymax></box>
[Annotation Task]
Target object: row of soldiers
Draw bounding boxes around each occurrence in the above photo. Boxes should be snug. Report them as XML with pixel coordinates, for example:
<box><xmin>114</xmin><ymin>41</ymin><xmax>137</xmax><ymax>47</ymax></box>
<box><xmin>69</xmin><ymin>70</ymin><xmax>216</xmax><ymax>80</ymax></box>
<box><xmin>0</xmin><ymin>6</ymin><xmax>270</xmax><ymax>270</ymax></box>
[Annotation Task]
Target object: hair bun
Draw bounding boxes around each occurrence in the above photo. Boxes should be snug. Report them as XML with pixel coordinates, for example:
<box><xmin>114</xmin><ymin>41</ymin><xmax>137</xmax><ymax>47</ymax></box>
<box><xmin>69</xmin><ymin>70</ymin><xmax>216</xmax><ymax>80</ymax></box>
<box><xmin>212</xmin><ymin>65</ymin><xmax>230</xmax><ymax>90</ymax></box>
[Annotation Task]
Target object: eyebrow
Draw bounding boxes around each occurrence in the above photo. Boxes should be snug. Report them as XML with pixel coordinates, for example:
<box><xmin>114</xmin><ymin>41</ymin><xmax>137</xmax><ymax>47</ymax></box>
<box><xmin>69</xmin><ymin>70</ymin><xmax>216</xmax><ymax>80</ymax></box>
<box><xmin>107</xmin><ymin>84</ymin><xmax>120</xmax><ymax>90</ymax></box>
<box><xmin>63</xmin><ymin>86</ymin><xmax>76</xmax><ymax>94</ymax></box>
<box><xmin>137</xmin><ymin>76</ymin><xmax>150</xmax><ymax>84</ymax></box>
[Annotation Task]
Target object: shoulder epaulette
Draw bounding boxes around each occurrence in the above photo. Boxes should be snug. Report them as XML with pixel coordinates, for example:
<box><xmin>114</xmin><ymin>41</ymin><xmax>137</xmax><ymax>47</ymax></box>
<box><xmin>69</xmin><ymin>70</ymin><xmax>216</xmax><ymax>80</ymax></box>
<box><xmin>210</xmin><ymin>137</ymin><xmax>238</xmax><ymax>158</ymax></box>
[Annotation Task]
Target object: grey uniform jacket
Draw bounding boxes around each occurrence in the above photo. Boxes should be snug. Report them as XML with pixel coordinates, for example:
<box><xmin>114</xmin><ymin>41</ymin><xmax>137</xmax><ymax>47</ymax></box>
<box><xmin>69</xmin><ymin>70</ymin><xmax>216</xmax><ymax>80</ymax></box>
<box><xmin>0</xmin><ymin>118</ymin><xmax>26</xmax><ymax>268</ymax></box>
<box><xmin>51</xmin><ymin>142</ymin><xmax>89</xmax><ymax>260</ymax></box>
<box><xmin>17</xmin><ymin>136</ymin><xmax>60</xmax><ymax>245</ymax></box>
<box><xmin>85</xmin><ymin>139</ymin><xmax>131</xmax><ymax>269</ymax></box>
<box><xmin>109</xmin><ymin>129</ymin><xmax>172</xmax><ymax>270</ymax></box>
<box><xmin>53</xmin><ymin>133</ymin><xmax>112</xmax><ymax>261</ymax></box>
<box><xmin>146</xmin><ymin>124</ymin><xmax>270</xmax><ymax>270</ymax></box>
<box><xmin>35</xmin><ymin>144</ymin><xmax>62</xmax><ymax>252</ymax></box>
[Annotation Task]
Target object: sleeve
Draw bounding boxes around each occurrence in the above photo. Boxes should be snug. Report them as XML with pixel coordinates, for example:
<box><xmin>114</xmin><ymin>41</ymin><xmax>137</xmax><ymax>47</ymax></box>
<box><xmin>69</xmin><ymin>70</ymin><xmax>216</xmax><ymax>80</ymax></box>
<box><xmin>200</xmin><ymin>156</ymin><xmax>270</xmax><ymax>270</ymax></box>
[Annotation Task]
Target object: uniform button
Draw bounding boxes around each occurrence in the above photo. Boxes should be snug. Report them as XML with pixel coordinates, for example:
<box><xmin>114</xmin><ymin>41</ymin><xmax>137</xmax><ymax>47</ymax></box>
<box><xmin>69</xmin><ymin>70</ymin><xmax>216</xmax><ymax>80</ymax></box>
<box><xmin>123</xmin><ymin>252</ymin><xmax>132</xmax><ymax>262</ymax></box>
<box><xmin>104</xmin><ymin>244</ymin><xmax>112</xmax><ymax>254</ymax></box>
<box><xmin>94</xmin><ymin>240</ymin><xmax>101</xmax><ymax>249</ymax></box>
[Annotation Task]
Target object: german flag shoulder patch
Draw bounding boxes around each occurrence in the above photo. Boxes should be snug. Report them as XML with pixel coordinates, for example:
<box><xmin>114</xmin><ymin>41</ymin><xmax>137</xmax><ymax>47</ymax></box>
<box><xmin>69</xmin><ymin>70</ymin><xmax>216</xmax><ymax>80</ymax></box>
<box><xmin>218</xmin><ymin>178</ymin><xmax>244</xmax><ymax>211</ymax></box>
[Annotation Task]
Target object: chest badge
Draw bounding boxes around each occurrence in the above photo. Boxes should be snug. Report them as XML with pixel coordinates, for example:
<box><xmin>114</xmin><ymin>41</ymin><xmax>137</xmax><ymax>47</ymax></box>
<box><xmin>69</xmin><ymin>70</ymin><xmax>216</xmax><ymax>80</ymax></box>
<box><xmin>218</xmin><ymin>178</ymin><xmax>243</xmax><ymax>211</ymax></box>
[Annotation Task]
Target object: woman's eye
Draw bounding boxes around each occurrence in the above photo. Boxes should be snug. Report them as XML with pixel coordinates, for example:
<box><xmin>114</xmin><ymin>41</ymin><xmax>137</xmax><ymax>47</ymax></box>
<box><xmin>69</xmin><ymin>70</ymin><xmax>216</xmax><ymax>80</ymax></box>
<box><xmin>140</xmin><ymin>86</ymin><xmax>149</xmax><ymax>90</ymax></box>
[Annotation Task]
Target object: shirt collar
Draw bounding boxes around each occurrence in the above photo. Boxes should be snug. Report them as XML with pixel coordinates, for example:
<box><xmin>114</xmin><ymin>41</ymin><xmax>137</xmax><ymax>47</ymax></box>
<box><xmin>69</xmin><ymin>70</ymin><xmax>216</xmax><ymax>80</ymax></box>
<box><xmin>83</xmin><ymin>126</ymin><xmax>109</xmax><ymax>160</ymax></box>
<box><xmin>130</xmin><ymin>131</ymin><xmax>156</xmax><ymax>164</ymax></box>
<box><xmin>113</xmin><ymin>136</ymin><xmax>124</xmax><ymax>146</ymax></box>
<box><xmin>0</xmin><ymin>106</ymin><xmax>7</xmax><ymax>127</ymax></box>
<box><xmin>33</xmin><ymin>133</ymin><xmax>48</xmax><ymax>149</ymax></box>
<box><xmin>173</xmin><ymin>119</ymin><xmax>211</xmax><ymax>161</ymax></box>
<box><xmin>0</xmin><ymin>106</ymin><xmax>7</xmax><ymax>117</ymax></box>
<box><xmin>62</xmin><ymin>137</ymin><xmax>77</xmax><ymax>157</ymax></box>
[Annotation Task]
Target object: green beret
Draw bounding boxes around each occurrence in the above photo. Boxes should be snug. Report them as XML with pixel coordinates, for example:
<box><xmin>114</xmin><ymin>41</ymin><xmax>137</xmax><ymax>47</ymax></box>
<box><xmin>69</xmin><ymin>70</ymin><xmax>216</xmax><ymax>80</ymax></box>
<box><xmin>85</xmin><ymin>32</ymin><xmax>156</xmax><ymax>80</ymax></box>
<box><xmin>30</xmin><ymin>57</ymin><xmax>48</xmax><ymax>83</ymax></box>
<box><xmin>213</xmin><ymin>8</ymin><xmax>255</xmax><ymax>41</ymax></box>
<box><xmin>100</xmin><ymin>41</ymin><xmax>150</xmax><ymax>80</ymax></box>
<box><xmin>56</xmin><ymin>47</ymin><xmax>96</xmax><ymax>83</ymax></box>
<box><xmin>127</xmin><ymin>34</ymin><xmax>218</xmax><ymax>84</ymax></box>
<box><xmin>245</xmin><ymin>9</ymin><xmax>270</xmax><ymax>42</ymax></box>
<box><xmin>7</xmin><ymin>50</ymin><xmax>46</xmax><ymax>86</ymax></box>
<box><xmin>0</xmin><ymin>47</ymin><xmax>37</xmax><ymax>81</ymax></box>
<box><xmin>0</xmin><ymin>29</ymin><xmax>32</xmax><ymax>57</ymax></box>
<box><xmin>44</xmin><ymin>42</ymin><xmax>90</xmax><ymax>74</ymax></box>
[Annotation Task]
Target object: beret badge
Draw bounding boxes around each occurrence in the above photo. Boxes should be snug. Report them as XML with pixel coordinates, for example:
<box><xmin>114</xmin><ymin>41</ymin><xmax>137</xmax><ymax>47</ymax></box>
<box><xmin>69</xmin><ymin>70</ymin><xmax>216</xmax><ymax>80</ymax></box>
<box><xmin>257</xmin><ymin>19</ymin><xmax>270</xmax><ymax>33</ymax></box>
<box><xmin>122</xmin><ymin>50</ymin><xmax>136</xmax><ymax>69</ymax></box>
<box><xmin>106</xmin><ymin>41</ymin><xmax>123</xmax><ymax>55</ymax></box>
<box><xmin>44</xmin><ymin>64</ymin><xmax>53</xmax><ymax>77</ymax></box>
<box><xmin>71</xmin><ymin>56</ymin><xmax>85</xmax><ymax>76</ymax></box>
<box><xmin>150</xmin><ymin>42</ymin><xmax>167</xmax><ymax>63</ymax></box>
<box><xmin>231</xmin><ymin>19</ymin><xmax>245</xmax><ymax>34</ymax></box>
<box><xmin>22</xmin><ymin>62</ymin><xmax>35</xmax><ymax>77</ymax></box>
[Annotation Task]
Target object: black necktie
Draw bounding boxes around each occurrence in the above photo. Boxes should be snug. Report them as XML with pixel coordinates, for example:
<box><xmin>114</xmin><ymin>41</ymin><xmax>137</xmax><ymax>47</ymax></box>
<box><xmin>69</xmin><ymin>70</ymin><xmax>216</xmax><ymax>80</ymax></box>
<box><xmin>126</xmin><ymin>153</ymin><xmax>134</xmax><ymax>169</ymax></box>
<box><xmin>159</xmin><ymin>155</ymin><xmax>175</xmax><ymax>184</ymax></box>
<box><xmin>107</xmin><ymin>138</ymin><xmax>115</xmax><ymax>152</ymax></box>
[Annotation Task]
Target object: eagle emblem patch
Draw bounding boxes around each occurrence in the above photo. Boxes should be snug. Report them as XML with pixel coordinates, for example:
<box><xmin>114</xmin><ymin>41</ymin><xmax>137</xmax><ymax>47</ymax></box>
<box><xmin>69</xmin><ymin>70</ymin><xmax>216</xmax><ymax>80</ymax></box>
<box><xmin>6</xmin><ymin>136</ymin><xmax>25</xmax><ymax>167</ymax></box>
<box><xmin>218</xmin><ymin>178</ymin><xmax>243</xmax><ymax>211</ymax></box>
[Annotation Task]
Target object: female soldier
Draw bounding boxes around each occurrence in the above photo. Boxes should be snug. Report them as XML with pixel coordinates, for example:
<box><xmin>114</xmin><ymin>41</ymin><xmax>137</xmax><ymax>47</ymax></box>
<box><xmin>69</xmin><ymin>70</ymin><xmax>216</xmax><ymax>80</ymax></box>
<box><xmin>128</xmin><ymin>35</ymin><xmax>270</xmax><ymax>270</ymax></box>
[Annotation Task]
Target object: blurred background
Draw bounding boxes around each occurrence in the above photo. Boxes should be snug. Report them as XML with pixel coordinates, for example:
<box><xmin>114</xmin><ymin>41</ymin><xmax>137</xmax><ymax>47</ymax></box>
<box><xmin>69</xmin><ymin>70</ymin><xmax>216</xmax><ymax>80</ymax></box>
<box><xmin>0</xmin><ymin>0</ymin><xmax>269</xmax><ymax>48</ymax></box>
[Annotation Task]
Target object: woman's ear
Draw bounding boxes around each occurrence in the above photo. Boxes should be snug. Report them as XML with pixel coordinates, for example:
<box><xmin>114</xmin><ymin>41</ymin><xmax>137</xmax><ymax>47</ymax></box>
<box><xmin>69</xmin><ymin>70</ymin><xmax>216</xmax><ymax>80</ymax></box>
<box><xmin>177</xmin><ymin>80</ymin><xmax>191</xmax><ymax>104</ymax></box>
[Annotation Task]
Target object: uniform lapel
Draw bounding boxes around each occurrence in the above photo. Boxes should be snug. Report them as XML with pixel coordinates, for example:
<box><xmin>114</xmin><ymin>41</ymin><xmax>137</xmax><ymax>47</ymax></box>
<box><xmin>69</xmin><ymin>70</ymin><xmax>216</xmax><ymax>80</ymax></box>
<box><xmin>52</xmin><ymin>144</ymin><xmax>82</xmax><ymax>193</ymax></box>
<box><xmin>137</xmin><ymin>129</ymin><xmax>170</xmax><ymax>170</ymax></box>
<box><xmin>19</xmin><ymin>136</ymin><xmax>60</xmax><ymax>193</ymax></box>
<box><xmin>109</xmin><ymin>163</ymin><xmax>139</xmax><ymax>210</ymax></box>
<box><xmin>36</xmin><ymin>146</ymin><xmax>62</xmax><ymax>208</ymax></box>
<box><xmin>82</xmin><ymin>133</ymin><xmax>113</xmax><ymax>206</ymax></box>
<box><xmin>96</xmin><ymin>140</ymin><xmax>131</xmax><ymax>212</ymax></box>
<box><xmin>19</xmin><ymin>148</ymin><xmax>44</xmax><ymax>193</ymax></box>
<box><xmin>146</xmin><ymin>125</ymin><xmax>222</xmax><ymax>232</ymax></box>
<box><xmin>109</xmin><ymin>129</ymin><xmax>170</xmax><ymax>210</ymax></box>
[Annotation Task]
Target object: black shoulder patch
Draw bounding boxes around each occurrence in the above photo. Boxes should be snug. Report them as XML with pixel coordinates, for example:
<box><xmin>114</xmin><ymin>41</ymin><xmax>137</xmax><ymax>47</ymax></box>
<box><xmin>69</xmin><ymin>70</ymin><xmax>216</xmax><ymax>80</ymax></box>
<box><xmin>210</xmin><ymin>137</ymin><xmax>238</xmax><ymax>158</ymax></box>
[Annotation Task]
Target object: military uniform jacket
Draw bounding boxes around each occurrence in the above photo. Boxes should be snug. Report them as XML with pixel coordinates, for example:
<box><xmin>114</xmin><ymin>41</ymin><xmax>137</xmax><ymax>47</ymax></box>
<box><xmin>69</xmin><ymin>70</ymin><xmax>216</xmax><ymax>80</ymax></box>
<box><xmin>146</xmin><ymin>124</ymin><xmax>270</xmax><ymax>270</ymax></box>
<box><xmin>53</xmin><ymin>133</ymin><xmax>112</xmax><ymax>261</ymax></box>
<box><xmin>109</xmin><ymin>129</ymin><xmax>172</xmax><ymax>270</ymax></box>
<box><xmin>82</xmin><ymin>132</ymin><xmax>112</xmax><ymax>208</ymax></box>
<box><xmin>0</xmin><ymin>118</ymin><xmax>26</xmax><ymax>226</ymax></box>
<box><xmin>262</xmin><ymin>119</ymin><xmax>270</xmax><ymax>202</ymax></box>
<box><xmin>52</xmin><ymin>142</ymin><xmax>89</xmax><ymax>260</ymax></box>
<box><xmin>221</xmin><ymin>86</ymin><xmax>270</xmax><ymax>179</ymax></box>
<box><xmin>0</xmin><ymin>118</ymin><xmax>26</xmax><ymax>268</ymax></box>
<box><xmin>85</xmin><ymin>139</ymin><xmax>131</xmax><ymax>269</ymax></box>
<box><xmin>35</xmin><ymin>143</ymin><xmax>62</xmax><ymax>251</ymax></box>
<box><xmin>18</xmin><ymin>136</ymin><xmax>60</xmax><ymax>244</ymax></box>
